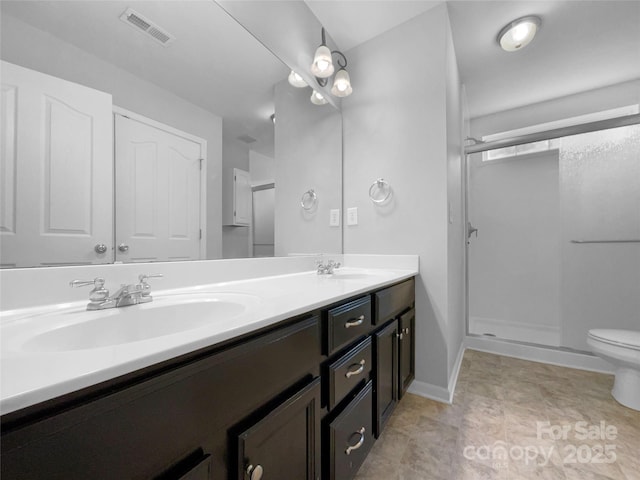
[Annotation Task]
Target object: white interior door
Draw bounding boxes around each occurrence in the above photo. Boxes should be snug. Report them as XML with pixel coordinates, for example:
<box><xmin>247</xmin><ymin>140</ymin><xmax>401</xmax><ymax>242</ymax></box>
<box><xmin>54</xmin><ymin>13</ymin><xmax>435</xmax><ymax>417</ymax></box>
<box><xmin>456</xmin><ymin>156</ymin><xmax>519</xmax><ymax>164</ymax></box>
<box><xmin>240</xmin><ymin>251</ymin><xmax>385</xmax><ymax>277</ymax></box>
<box><xmin>115</xmin><ymin>113</ymin><xmax>205</xmax><ymax>262</ymax></box>
<box><xmin>0</xmin><ymin>61</ymin><xmax>113</xmax><ymax>267</ymax></box>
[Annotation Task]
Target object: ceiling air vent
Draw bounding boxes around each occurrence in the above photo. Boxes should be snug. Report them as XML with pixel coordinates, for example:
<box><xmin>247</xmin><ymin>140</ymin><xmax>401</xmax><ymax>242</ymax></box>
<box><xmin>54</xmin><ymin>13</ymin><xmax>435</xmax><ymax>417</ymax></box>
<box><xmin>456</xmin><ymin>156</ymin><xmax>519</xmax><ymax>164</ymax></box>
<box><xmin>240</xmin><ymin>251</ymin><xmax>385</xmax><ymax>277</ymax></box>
<box><xmin>119</xmin><ymin>8</ymin><xmax>175</xmax><ymax>47</ymax></box>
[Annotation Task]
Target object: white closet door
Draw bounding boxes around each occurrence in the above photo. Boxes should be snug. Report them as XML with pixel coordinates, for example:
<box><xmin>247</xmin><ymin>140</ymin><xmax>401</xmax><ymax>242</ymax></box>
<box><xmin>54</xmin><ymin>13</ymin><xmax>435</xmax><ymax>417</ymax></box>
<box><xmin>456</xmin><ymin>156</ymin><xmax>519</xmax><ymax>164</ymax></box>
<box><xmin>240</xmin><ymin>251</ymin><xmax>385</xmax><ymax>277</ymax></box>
<box><xmin>0</xmin><ymin>61</ymin><xmax>113</xmax><ymax>267</ymax></box>
<box><xmin>115</xmin><ymin>114</ymin><xmax>204</xmax><ymax>262</ymax></box>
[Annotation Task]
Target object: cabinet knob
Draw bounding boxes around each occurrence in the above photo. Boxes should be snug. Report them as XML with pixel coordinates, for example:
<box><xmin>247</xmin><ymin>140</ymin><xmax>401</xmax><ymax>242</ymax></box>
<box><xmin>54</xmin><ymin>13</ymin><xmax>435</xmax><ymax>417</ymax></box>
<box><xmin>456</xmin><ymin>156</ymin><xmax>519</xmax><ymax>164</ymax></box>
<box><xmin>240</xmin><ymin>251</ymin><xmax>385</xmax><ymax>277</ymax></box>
<box><xmin>94</xmin><ymin>243</ymin><xmax>108</xmax><ymax>254</ymax></box>
<box><xmin>118</xmin><ymin>243</ymin><xmax>129</xmax><ymax>252</ymax></box>
<box><xmin>246</xmin><ymin>464</ymin><xmax>263</xmax><ymax>480</ymax></box>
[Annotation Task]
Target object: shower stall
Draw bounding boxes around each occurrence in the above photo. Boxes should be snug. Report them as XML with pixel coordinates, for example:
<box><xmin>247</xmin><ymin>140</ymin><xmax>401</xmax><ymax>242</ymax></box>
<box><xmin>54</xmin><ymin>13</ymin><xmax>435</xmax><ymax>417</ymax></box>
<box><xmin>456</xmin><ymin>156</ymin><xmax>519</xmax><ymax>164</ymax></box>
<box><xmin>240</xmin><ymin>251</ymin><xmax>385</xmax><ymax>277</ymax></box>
<box><xmin>465</xmin><ymin>115</ymin><xmax>640</xmax><ymax>353</ymax></box>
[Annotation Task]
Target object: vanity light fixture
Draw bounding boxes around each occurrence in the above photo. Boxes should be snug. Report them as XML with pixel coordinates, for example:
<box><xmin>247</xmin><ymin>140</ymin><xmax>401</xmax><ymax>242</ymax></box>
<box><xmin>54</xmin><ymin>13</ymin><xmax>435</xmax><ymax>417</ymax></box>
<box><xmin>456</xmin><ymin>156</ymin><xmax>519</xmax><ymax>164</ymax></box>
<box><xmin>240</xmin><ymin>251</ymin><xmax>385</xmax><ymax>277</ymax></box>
<box><xmin>497</xmin><ymin>15</ymin><xmax>541</xmax><ymax>52</ymax></box>
<box><xmin>288</xmin><ymin>70</ymin><xmax>308</xmax><ymax>88</ymax></box>
<box><xmin>310</xmin><ymin>90</ymin><xmax>328</xmax><ymax>106</ymax></box>
<box><xmin>310</xmin><ymin>27</ymin><xmax>353</xmax><ymax>101</ymax></box>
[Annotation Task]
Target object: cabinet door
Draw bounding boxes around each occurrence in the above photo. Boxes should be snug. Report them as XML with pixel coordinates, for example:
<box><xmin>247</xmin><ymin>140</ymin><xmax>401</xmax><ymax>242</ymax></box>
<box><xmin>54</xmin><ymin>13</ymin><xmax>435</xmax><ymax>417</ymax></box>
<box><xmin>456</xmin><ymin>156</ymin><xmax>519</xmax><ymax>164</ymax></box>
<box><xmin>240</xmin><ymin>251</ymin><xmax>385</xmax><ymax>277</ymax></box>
<box><xmin>235</xmin><ymin>378</ymin><xmax>321</xmax><ymax>480</ymax></box>
<box><xmin>398</xmin><ymin>308</ymin><xmax>415</xmax><ymax>398</ymax></box>
<box><xmin>373</xmin><ymin>320</ymin><xmax>398</xmax><ymax>438</ymax></box>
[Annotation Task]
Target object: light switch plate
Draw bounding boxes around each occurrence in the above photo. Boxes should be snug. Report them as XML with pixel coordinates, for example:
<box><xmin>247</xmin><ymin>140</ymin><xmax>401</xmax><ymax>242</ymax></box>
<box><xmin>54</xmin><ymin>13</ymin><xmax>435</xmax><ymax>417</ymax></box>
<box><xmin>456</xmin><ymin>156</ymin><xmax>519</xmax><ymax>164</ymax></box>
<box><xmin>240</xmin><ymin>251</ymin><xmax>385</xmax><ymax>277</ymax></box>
<box><xmin>329</xmin><ymin>209</ymin><xmax>340</xmax><ymax>227</ymax></box>
<box><xmin>347</xmin><ymin>207</ymin><xmax>358</xmax><ymax>226</ymax></box>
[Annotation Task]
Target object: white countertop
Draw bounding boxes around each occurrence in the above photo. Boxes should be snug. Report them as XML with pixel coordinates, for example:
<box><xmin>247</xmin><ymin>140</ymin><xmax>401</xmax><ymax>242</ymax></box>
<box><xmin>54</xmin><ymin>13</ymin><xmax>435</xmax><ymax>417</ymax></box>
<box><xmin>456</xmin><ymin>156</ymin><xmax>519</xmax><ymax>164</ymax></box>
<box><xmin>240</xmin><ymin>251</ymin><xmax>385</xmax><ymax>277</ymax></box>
<box><xmin>1</xmin><ymin>266</ymin><xmax>416</xmax><ymax>416</ymax></box>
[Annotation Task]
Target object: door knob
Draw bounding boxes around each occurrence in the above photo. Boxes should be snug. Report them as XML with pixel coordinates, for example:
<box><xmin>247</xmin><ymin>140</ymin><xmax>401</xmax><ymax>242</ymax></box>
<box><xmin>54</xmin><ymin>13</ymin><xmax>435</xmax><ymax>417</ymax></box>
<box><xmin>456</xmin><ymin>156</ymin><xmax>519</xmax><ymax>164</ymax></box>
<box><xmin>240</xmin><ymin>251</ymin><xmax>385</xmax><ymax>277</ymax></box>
<box><xmin>94</xmin><ymin>244</ymin><xmax>107</xmax><ymax>254</ymax></box>
<box><xmin>246</xmin><ymin>464</ymin><xmax>263</xmax><ymax>480</ymax></box>
<box><xmin>118</xmin><ymin>243</ymin><xmax>129</xmax><ymax>252</ymax></box>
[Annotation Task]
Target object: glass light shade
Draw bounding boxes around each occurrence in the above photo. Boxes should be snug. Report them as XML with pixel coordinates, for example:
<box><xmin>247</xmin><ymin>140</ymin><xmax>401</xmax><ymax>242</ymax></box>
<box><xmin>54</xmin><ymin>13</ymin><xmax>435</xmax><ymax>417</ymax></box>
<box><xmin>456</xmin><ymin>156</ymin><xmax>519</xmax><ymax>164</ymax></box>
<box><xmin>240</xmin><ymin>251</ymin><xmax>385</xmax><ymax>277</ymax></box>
<box><xmin>330</xmin><ymin>68</ymin><xmax>352</xmax><ymax>97</ymax></box>
<box><xmin>498</xmin><ymin>16</ymin><xmax>541</xmax><ymax>52</ymax></box>
<box><xmin>288</xmin><ymin>70</ymin><xmax>308</xmax><ymax>88</ymax></box>
<box><xmin>310</xmin><ymin>45</ymin><xmax>335</xmax><ymax>78</ymax></box>
<box><xmin>310</xmin><ymin>90</ymin><xmax>328</xmax><ymax>106</ymax></box>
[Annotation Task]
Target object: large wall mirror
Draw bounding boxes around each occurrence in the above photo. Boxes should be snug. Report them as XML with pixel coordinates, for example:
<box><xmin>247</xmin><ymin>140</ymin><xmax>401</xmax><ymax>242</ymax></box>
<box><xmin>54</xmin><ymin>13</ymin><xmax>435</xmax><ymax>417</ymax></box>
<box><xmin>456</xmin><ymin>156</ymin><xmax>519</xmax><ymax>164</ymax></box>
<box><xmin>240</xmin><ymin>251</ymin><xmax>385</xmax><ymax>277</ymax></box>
<box><xmin>0</xmin><ymin>0</ymin><xmax>342</xmax><ymax>268</ymax></box>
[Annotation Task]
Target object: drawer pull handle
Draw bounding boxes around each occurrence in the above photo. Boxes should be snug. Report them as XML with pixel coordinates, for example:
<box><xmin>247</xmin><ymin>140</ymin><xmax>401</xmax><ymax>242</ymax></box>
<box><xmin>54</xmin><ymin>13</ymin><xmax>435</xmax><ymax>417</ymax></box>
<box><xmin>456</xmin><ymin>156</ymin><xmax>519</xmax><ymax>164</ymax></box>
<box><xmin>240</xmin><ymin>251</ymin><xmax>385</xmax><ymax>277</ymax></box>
<box><xmin>345</xmin><ymin>427</ymin><xmax>366</xmax><ymax>455</ymax></box>
<box><xmin>344</xmin><ymin>315</ymin><xmax>365</xmax><ymax>328</ymax></box>
<box><xmin>345</xmin><ymin>359</ymin><xmax>366</xmax><ymax>378</ymax></box>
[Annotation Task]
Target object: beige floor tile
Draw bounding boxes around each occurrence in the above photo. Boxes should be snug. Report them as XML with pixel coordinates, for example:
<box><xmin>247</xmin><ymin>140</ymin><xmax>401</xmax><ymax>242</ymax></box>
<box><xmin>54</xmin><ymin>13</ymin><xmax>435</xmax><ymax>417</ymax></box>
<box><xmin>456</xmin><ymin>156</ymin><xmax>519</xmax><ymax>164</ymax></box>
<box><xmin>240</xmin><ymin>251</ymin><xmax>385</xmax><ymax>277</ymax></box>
<box><xmin>354</xmin><ymin>350</ymin><xmax>639</xmax><ymax>480</ymax></box>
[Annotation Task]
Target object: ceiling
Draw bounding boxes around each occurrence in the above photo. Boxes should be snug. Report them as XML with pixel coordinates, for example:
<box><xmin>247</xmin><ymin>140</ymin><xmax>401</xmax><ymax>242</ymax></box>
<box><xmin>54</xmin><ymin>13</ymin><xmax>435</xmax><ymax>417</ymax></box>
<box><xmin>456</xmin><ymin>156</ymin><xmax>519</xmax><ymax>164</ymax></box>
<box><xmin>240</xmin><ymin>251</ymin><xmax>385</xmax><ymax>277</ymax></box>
<box><xmin>0</xmin><ymin>0</ymin><xmax>288</xmax><ymax>153</ymax></box>
<box><xmin>305</xmin><ymin>0</ymin><xmax>640</xmax><ymax>118</ymax></box>
<box><xmin>2</xmin><ymin>1</ymin><xmax>638</xmax><ymax>126</ymax></box>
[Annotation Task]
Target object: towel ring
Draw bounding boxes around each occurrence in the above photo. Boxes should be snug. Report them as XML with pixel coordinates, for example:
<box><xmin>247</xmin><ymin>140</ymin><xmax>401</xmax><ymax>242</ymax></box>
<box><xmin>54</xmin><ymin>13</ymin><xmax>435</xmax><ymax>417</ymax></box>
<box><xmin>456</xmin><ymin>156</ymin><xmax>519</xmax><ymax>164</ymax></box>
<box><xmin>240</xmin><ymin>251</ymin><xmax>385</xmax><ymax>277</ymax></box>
<box><xmin>301</xmin><ymin>189</ymin><xmax>317</xmax><ymax>210</ymax></box>
<box><xmin>369</xmin><ymin>178</ymin><xmax>392</xmax><ymax>204</ymax></box>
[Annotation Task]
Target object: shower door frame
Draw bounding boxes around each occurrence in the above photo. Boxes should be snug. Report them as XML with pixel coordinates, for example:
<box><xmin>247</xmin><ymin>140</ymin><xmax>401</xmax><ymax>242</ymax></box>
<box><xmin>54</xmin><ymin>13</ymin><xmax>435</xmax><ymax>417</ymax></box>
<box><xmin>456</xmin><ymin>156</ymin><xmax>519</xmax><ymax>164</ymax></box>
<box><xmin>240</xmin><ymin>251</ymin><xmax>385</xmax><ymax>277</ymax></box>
<box><xmin>463</xmin><ymin>112</ymin><xmax>640</xmax><ymax>347</ymax></box>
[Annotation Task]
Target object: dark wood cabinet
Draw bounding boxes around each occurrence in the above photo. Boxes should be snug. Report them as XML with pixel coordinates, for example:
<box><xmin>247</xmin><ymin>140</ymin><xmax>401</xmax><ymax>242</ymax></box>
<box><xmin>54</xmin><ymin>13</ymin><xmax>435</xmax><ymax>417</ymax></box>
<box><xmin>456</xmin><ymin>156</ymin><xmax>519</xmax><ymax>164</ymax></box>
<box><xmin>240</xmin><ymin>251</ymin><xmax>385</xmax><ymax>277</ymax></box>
<box><xmin>1</xmin><ymin>316</ymin><xmax>321</xmax><ymax>480</ymax></box>
<box><xmin>325</xmin><ymin>381</ymin><xmax>374</xmax><ymax>480</ymax></box>
<box><xmin>373</xmin><ymin>319</ymin><xmax>399</xmax><ymax>437</ymax></box>
<box><xmin>398</xmin><ymin>307</ymin><xmax>415</xmax><ymax>398</ymax></box>
<box><xmin>233</xmin><ymin>377</ymin><xmax>321</xmax><ymax>480</ymax></box>
<box><xmin>1</xmin><ymin>277</ymin><xmax>416</xmax><ymax>480</ymax></box>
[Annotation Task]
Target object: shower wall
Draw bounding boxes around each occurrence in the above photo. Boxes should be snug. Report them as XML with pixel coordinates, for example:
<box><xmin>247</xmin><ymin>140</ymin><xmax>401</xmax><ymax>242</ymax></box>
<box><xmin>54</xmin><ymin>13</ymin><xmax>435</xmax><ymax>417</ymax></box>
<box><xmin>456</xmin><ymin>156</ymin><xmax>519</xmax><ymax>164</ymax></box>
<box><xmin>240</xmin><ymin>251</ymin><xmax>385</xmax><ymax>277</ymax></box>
<box><xmin>560</xmin><ymin>125</ymin><xmax>640</xmax><ymax>351</ymax></box>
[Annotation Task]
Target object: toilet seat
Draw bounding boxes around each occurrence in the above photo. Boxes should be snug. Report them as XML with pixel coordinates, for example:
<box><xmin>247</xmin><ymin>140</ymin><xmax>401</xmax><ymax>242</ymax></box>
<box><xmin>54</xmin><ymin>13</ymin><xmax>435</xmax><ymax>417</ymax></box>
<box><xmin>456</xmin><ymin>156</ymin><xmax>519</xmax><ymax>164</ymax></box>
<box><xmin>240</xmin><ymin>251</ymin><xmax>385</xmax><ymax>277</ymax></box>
<box><xmin>588</xmin><ymin>329</ymin><xmax>640</xmax><ymax>351</ymax></box>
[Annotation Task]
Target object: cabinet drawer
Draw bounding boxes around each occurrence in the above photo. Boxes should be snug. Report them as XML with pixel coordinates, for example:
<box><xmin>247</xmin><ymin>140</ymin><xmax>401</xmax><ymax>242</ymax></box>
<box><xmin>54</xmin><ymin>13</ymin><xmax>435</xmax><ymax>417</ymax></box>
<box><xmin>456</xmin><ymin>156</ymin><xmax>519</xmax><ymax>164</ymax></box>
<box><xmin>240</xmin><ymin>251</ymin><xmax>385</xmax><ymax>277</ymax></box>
<box><xmin>325</xmin><ymin>337</ymin><xmax>372</xmax><ymax>410</ymax></box>
<box><xmin>326</xmin><ymin>381</ymin><xmax>374</xmax><ymax>480</ymax></box>
<box><xmin>374</xmin><ymin>278</ymin><xmax>415</xmax><ymax>325</ymax></box>
<box><xmin>326</xmin><ymin>296</ymin><xmax>372</xmax><ymax>355</ymax></box>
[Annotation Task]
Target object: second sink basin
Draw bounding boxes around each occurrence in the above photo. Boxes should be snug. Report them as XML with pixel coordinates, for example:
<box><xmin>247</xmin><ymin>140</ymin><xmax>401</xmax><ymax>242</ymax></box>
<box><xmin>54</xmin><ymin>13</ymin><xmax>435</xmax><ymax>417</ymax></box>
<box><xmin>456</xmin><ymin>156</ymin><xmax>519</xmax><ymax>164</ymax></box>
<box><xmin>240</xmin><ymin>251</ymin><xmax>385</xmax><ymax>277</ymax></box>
<box><xmin>20</xmin><ymin>293</ymin><xmax>260</xmax><ymax>352</ymax></box>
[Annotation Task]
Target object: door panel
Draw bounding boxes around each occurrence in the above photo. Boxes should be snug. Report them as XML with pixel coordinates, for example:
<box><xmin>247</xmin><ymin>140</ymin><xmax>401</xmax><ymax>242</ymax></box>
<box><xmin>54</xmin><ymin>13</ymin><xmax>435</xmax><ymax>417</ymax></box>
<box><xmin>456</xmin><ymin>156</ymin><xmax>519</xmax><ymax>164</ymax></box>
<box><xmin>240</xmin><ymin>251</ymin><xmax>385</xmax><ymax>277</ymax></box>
<box><xmin>115</xmin><ymin>114</ymin><xmax>204</xmax><ymax>262</ymax></box>
<box><xmin>0</xmin><ymin>61</ymin><xmax>113</xmax><ymax>267</ymax></box>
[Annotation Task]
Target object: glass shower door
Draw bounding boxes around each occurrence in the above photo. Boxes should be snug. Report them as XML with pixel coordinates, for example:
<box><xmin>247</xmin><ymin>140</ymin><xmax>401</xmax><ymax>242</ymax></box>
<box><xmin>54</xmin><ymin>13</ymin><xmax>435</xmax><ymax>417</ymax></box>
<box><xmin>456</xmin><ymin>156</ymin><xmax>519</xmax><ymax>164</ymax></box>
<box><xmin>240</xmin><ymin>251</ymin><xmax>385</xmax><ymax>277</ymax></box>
<box><xmin>467</xmin><ymin>123</ymin><xmax>640</xmax><ymax>350</ymax></box>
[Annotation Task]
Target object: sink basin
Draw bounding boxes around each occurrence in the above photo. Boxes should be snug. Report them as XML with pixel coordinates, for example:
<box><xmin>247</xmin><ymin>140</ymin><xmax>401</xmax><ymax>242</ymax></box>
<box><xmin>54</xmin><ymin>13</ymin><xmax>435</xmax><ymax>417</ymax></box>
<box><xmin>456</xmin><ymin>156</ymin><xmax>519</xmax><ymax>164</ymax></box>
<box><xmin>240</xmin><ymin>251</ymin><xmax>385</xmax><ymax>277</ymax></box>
<box><xmin>19</xmin><ymin>293</ymin><xmax>259</xmax><ymax>352</ymax></box>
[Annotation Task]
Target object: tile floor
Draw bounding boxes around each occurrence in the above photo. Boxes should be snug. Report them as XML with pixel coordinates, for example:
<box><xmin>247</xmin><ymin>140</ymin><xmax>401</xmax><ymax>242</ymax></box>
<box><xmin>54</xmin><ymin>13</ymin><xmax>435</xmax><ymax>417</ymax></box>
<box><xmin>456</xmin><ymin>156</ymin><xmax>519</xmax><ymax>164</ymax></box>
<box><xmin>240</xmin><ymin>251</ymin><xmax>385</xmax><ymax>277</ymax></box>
<box><xmin>355</xmin><ymin>349</ymin><xmax>639</xmax><ymax>480</ymax></box>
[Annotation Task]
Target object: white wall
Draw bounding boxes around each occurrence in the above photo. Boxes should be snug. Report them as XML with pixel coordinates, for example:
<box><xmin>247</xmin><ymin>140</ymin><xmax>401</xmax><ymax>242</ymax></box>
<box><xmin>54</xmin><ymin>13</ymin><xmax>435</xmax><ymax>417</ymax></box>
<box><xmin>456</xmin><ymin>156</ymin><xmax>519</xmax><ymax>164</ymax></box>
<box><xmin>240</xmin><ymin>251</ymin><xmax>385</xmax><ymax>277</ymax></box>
<box><xmin>222</xmin><ymin>130</ymin><xmax>251</xmax><ymax>259</ymax></box>
<box><xmin>250</xmin><ymin>150</ymin><xmax>275</xmax><ymax>186</ymax></box>
<box><xmin>445</xmin><ymin>16</ymin><xmax>466</xmax><ymax>377</ymax></box>
<box><xmin>0</xmin><ymin>14</ymin><xmax>224</xmax><ymax>259</ymax></box>
<box><xmin>343</xmin><ymin>5</ymin><xmax>462</xmax><ymax>392</ymax></box>
<box><xmin>470</xmin><ymin>80</ymin><xmax>640</xmax><ymax>137</ymax></box>
<box><xmin>274</xmin><ymin>81</ymin><xmax>342</xmax><ymax>256</ymax></box>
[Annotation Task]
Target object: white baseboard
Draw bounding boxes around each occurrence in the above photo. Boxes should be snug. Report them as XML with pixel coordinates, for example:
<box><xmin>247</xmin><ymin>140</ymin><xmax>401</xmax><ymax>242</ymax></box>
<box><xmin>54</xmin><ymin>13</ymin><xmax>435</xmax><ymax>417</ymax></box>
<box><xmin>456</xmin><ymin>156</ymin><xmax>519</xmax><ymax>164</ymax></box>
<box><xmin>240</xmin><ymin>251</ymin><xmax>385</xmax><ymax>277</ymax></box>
<box><xmin>407</xmin><ymin>342</ymin><xmax>466</xmax><ymax>405</ymax></box>
<box><xmin>464</xmin><ymin>335</ymin><xmax>615</xmax><ymax>374</ymax></box>
<box><xmin>447</xmin><ymin>343</ymin><xmax>465</xmax><ymax>401</ymax></box>
<box><xmin>407</xmin><ymin>379</ymin><xmax>452</xmax><ymax>404</ymax></box>
<box><xmin>469</xmin><ymin>316</ymin><xmax>561</xmax><ymax>347</ymax></box>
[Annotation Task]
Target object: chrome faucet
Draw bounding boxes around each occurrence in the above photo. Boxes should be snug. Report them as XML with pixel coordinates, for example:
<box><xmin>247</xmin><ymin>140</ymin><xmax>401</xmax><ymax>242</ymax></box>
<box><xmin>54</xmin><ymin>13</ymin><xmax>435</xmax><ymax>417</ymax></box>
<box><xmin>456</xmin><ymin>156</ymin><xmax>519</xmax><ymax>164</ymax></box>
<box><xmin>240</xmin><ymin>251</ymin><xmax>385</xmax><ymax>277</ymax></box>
<box><xmin>70</xmin><ymin>274</ymin><xmax>163</xmax><ymax>310</ymax></box>
<box><xmin>316</xmin><ymin>259</ymin><xmax>341</xmax><ymax>275</ymax></box>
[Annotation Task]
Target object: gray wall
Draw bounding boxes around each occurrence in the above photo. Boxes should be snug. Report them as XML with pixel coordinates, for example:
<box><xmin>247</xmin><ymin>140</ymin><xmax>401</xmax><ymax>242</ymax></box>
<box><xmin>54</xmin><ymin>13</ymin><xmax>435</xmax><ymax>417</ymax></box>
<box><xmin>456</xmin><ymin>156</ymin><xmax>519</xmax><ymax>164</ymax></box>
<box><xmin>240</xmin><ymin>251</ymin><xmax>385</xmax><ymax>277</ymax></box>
<box><xmin>1</xmin><ymin>14</ymin><xmax>224</xmax><ymax>259</ymax></box>
<box><xmin>274</xmin><ymin>81</ymin><xmax>342</xmax><ymax>256</ymax></box>
<box><xmin>343</xmin><ymin>5</ymin><xmax>463</xmax><ymax>392</ymax></box>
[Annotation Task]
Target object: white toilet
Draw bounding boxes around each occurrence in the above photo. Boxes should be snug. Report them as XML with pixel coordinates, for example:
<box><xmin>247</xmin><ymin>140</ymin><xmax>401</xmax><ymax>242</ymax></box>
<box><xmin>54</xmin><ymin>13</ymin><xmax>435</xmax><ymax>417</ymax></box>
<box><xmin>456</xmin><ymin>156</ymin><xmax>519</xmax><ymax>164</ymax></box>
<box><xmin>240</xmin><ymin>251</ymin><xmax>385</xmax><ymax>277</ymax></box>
<box><xmin>587</xmin><ymin>329</ymin><xmax>640</xmax><ymax>411</ymax></box>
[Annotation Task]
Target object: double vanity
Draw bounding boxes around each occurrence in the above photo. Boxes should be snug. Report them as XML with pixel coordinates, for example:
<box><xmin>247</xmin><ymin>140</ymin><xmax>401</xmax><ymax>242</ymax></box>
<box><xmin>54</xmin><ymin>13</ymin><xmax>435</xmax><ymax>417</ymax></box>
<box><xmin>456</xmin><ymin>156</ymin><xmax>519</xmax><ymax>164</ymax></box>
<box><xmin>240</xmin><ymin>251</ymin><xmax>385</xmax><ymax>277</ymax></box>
<box><xmin>0</xmin><ymin>256</ymin><xmax>417</xmax><ymax>479</ymax></box>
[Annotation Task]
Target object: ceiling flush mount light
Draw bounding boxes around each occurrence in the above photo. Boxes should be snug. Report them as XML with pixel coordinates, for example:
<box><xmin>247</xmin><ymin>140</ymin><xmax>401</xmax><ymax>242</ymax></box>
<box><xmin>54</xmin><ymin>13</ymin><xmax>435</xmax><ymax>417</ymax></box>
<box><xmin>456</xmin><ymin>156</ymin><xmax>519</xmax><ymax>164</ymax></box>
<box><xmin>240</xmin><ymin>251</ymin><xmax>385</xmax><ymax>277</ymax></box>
<box><xmin>497</xmin><ymin>15</ymin><xmax>541</xmax><ymax>52</ymax></box>
<box><xmin>310</xmin><ymin>90</ymin><xmax>328</xmax><ymax>106</ymax></box>
<box><xmin>288</xmin><ymin>70</ymin><xmax>308</xmax><ymax>88</ymax></box>
<box><xmin>309</xmin><ymin>27</ymin><xmax>353</xmax><ymax>102</ymax></box>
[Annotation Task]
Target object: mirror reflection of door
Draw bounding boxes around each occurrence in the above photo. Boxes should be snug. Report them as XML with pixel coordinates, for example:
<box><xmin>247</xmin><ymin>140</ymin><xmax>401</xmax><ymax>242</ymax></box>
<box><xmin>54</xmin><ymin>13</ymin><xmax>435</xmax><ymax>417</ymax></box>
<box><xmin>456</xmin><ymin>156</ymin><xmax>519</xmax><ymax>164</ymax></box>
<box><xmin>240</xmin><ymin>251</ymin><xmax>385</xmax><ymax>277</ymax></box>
<box><xmin>0</xmin><ymin>61</ymin><xmax>113</xmax><ymax>267</ymax></box>
<box><xmin>252</xmin><ymin>184</ymin><xmax>275</xmax><ymax>257</ymax></box>
<box><xmin>114</xmin><ymin>112</ymin><xmax>206</xmax><ymax>263</ymax></box>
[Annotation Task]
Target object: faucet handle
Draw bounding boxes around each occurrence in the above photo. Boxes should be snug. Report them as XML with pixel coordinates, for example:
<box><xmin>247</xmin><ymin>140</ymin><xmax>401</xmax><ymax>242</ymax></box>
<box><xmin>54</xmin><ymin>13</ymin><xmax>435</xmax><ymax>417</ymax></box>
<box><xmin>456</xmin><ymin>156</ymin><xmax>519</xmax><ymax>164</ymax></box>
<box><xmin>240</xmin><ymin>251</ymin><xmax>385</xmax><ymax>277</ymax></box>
<box><xmin>70</xmin><ymin>278</ymin><xmax>109</xmax><ymax>303</ymax></box>
<box><xmin>138</xmin><ymin>274</ymin><xmax>163</xmax><ymax>296</ymax></box>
